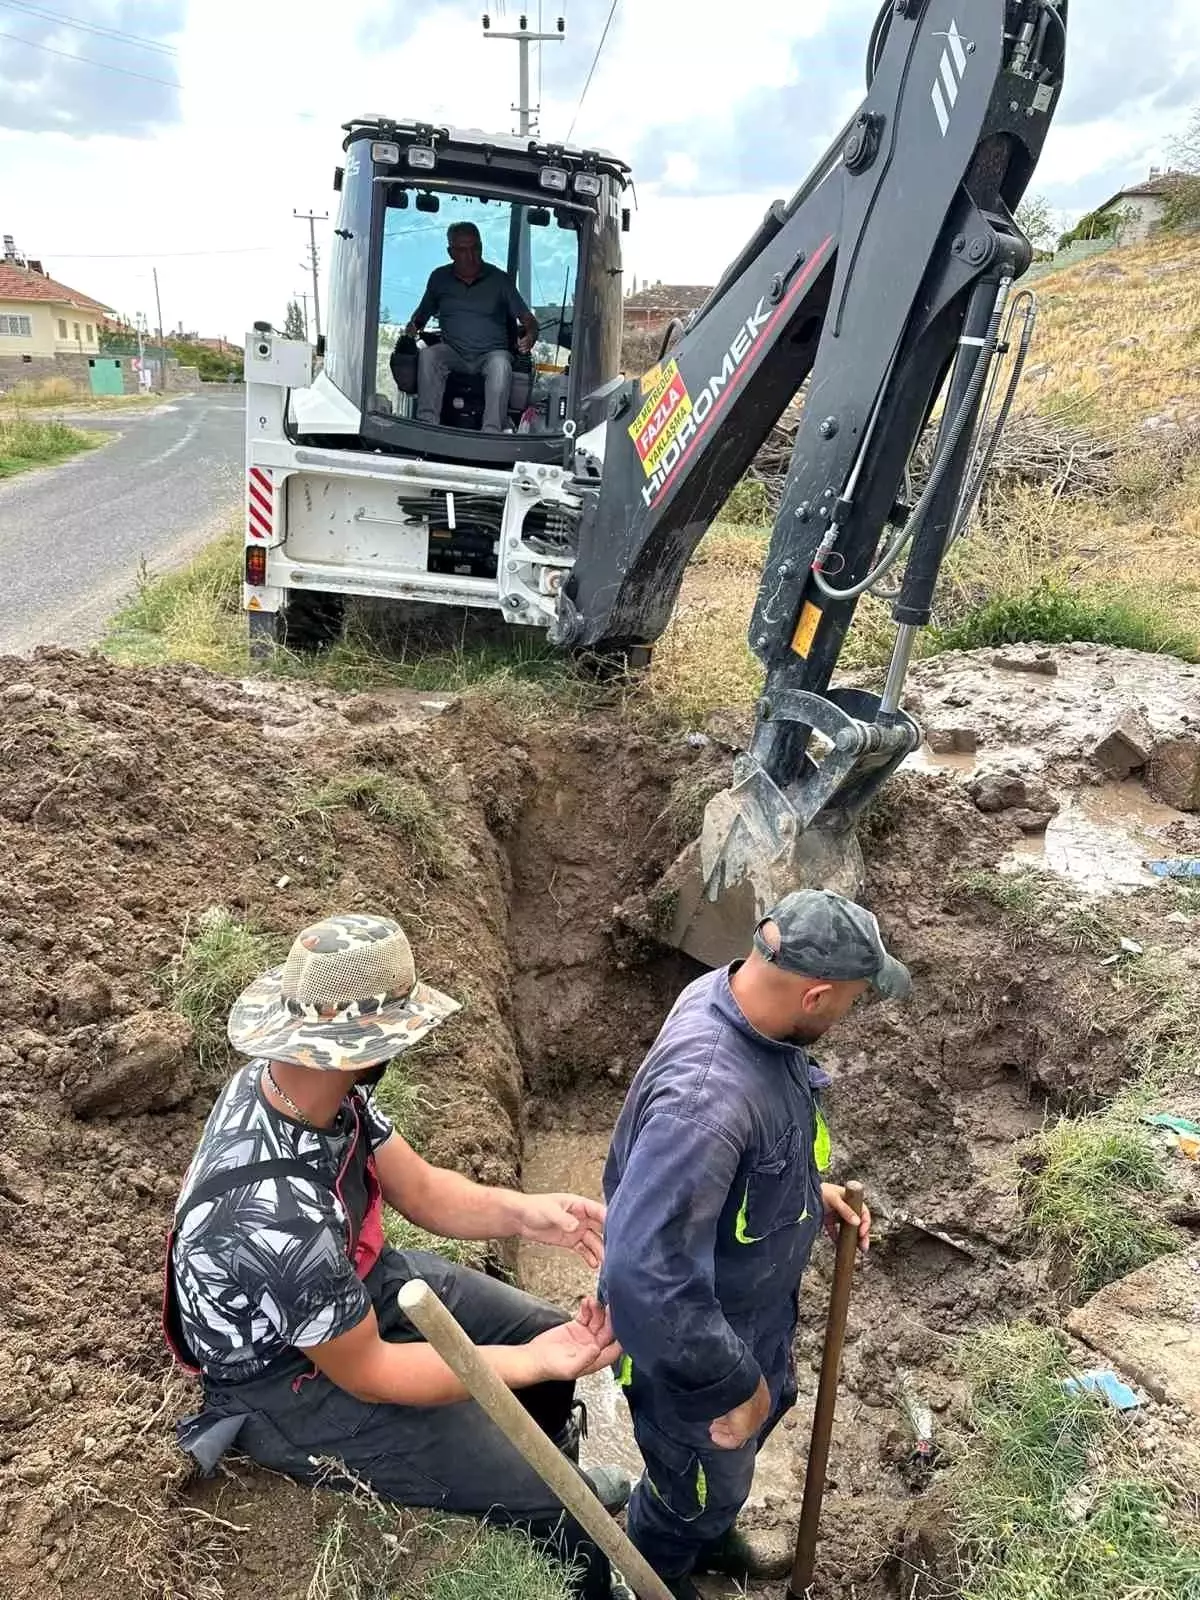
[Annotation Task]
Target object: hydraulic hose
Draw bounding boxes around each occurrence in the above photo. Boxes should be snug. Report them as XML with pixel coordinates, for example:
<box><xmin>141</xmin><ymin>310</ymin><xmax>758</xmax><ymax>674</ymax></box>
<box><xmin>811</xmin><ymin>277</ymin><xmax>1012</xmax><ymax>604</ymax></box>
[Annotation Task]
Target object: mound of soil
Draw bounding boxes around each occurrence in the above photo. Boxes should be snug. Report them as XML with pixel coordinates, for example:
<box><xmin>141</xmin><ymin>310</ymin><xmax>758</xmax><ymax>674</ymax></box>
<box><xmin>0</xmin><ymin>643</ymin><xmax>1196</xmax><ymax>1600</ymax></box>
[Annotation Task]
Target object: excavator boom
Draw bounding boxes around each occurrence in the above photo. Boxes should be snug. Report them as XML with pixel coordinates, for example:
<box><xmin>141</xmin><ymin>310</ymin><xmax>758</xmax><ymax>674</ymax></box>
<box><xmin>555</xmin><ymin>0</ymin><xmax>1069</xmax><ymax>964</ymax></box>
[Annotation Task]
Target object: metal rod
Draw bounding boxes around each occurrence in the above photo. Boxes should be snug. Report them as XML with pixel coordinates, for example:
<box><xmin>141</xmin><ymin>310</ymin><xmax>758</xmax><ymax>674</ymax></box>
<box><xmin>788</xmin><ymin>1181</ymin><xmax>865</xmax><ymax>1598</ymax></box>
<box><xmin>397</xmin><ymin>1279</ymin><xmax>673</xmax><ymax>1600</ymax></box>
<box><xmin>880</xmin><ymin>624</ymin><xmax>919</xmax><ymax>715</ymax></box>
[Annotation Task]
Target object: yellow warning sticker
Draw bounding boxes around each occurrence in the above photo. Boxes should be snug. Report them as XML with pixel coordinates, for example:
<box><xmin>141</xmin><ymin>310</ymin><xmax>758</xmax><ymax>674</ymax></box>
<box><xmin>628</xmin><ymin>359</ymin><xmax>692</xmax><ymax>477</ymax></box>
<box><xmin>790</xmin><ymin>601</ymin><xmax>822</xmax><ymax>658</ymax></box>
<box><xmin>638</xmin><ymin>363</ymin><xmax>662</xmax><ymax>395</ymax></box>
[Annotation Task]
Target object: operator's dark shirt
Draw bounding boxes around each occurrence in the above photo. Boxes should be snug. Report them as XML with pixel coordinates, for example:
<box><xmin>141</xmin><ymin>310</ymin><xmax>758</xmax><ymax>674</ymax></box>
<box><xmin>414</xmin><ymin>263</ymin><xmax>532</xmax><ymax>363</ymax></box>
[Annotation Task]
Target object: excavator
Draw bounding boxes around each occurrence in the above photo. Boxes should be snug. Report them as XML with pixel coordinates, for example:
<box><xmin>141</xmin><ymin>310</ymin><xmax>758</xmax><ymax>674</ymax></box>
<box><xmin>242</xmin><ymin>0</ymin><xmax>1068</xmax><ymax>967</ymax></box>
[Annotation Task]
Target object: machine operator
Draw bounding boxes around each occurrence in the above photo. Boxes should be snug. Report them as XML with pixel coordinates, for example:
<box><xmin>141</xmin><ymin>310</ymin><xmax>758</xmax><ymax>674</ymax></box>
<box><xmin>405</xmin><ymin>221</ymin><xmax>538</xmax><ymax>432</ymax></box>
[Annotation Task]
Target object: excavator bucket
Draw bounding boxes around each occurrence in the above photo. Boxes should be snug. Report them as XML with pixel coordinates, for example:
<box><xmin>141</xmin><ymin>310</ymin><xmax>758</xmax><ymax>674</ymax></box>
<box><xmin>649</xmin><ymin>765</ymin><xmax>866</xmax><ymax>970</ymax></box>
<box><xmin>619</xmin><ymin>690</ymin><xmax>920</xmax><ymax>969</ymax></box>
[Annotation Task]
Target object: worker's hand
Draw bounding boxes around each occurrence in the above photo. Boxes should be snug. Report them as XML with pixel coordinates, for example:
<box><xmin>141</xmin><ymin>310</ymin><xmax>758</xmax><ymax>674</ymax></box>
<box><xmin>528</xmin><ymin>1296</ymin><xmax>621</xmax><ymax>1382</ymax></box>
<box><xmin>709</xmin><ymin>1375</ymin><xmax>770</xmax><ymax>1450</ymax></box>
<box><xmin>516</xmin><ymin>1192</ymin><xmax>606</xmax><ymax>1269</ymax></box>
<box><xmin>821</xmin><ymin>1183</ymin><xmax>871</xmax><ymax>1254</ymax></box>
<box><xmin>404</xmin><ymin>321</ymin><xmax>419</xmax><ymax>340</ymax></box>
<box><xmin>517</xmin><ymin>330</ymin><xmax>535</xmax><ymax>354</ymax></box>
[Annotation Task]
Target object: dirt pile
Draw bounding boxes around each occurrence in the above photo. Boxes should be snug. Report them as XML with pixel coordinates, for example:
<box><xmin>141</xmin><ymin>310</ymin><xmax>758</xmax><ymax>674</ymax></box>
<box><xmin>0</xmin><ymin>643</ymin><xmax>1197</xmax><ymax>1600</ymax></box>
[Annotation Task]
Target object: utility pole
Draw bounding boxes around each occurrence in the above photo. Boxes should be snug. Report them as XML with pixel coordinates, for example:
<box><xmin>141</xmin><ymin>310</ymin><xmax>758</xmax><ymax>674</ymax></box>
<box><xmin>294</xmin><ymin>290</ymin><xmax>310</xmax><ymax>341</ymax></box>
<box><xmin>152</xmin><ymin>266</ymin><xmax>166</xmax><ymax>394</ymax></box>
<box><xmin>482</xmin><ymin>12</ymin><xmax>565</xmax><ymax>299</ymax></box>
<box><xmin>294</xmin><ymin>210</ymin><xmax>328</xmax><ymax>342</ymax></box>
<box><xmin>482</xmin><ymin>10</ymin><xmax>565</xmax><ymax>136</ymax></box>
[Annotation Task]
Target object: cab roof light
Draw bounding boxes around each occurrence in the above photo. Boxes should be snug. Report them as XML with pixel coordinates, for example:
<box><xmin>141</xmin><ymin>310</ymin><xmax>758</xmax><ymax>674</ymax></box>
<box><xmin>539</xmin><ymin>166</ymin><xmax>568</xmax><ymax>192</ymax></box>
<box><xmin>372</xmin><ymin>141</ymin><xmax>400</xmax><ymax>164</ymax></box>
<box><xmin>407</xmin><ymin>145</ymin><xmax>437</xmax><ymax>170</ymax></box>
<box><xmin>573</xmin><ymin>172</ymin><xmax>601</xmax><ymax>196</ymax></box>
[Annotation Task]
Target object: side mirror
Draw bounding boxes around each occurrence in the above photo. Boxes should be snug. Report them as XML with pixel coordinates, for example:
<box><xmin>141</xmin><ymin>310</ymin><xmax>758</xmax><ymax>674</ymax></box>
<box><xmin>315</xmin><ymin>334</ymin><xmax>326</xmax><ymax>359</ymax></box>
<box><xmin>416</xmin><ymin>192</ymin><xmax>440</xmax><ymax>213</ymax></box>
<box><xmin>621</xmin><ymin>207</ymin><xmax>631</xmax><ymax>233</ymax></box>
<box><xmin>528</xmin><ymin>206</ymin><xmax>551</xmax><ymax>226</ymax></box>
<box><xmin>333</xmin><ymin>166</ymin><xmax>344</xmax><ymax>192</ymax></box>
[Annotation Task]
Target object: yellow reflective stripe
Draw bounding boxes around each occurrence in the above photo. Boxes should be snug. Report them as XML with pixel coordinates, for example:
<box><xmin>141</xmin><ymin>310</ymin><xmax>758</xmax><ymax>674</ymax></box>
<box><xmin>734</xmin><ymin>1184</ymin><xmax>763</xmax><ymax>1245</ymax></box>
<box><xmin>614</xmin><ymin>1354</ymin><xmax>633</xmax><ymax>1388</ymax></box>
<box><xmin>814</xmin><ymin>1108</ymin><xmax>831</xmax><ymax>1172</ymax></box>
<box><xmin>696</xmin><ymin>1463</ymin><xmax>707</xmax><ymax>1510</ymax></box>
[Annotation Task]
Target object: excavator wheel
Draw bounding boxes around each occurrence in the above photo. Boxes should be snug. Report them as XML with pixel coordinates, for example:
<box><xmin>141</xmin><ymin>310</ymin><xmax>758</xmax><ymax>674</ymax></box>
<box><xmin>277</xmin><ymin>592</ymin><xmax>346</xmax><ymax>654</ymax></box>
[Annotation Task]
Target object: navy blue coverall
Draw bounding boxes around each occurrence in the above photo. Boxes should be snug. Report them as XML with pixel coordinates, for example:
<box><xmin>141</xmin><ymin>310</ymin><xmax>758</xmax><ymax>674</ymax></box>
<box><xmin>600</xmin><ymin>965</ymin><xmax>830</xmax><ymax>1582</ymax></box>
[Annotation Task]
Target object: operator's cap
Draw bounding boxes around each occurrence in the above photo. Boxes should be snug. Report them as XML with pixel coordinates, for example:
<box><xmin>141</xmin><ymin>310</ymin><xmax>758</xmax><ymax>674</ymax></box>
<box><xmin>754</xmin><ymin>889</ymin><xmax>911</xmax><ymax>1000</ymax></box>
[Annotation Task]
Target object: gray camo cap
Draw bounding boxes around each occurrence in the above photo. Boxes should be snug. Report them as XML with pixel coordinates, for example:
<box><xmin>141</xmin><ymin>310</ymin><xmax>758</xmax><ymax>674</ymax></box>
<box><xmin>754</xmin><ymin>889</ymin><xmax>911</xmax><ymax>1000</ymax></box>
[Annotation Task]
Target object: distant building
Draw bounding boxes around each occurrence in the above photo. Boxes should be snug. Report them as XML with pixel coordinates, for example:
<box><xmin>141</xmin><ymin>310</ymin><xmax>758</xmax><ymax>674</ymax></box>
<box><xmin>0</xmin><ymin>239</ymin><xmax>111</xmax><ymax>370</ymax></box>
<box><xmin>623</xmin><ymin>282</ymin><xmax>711</xmax><ymax>334</ymax></box>
<box><xmin>1093</xmin><ymin>169</ymin><xmax>1191</xmax><ymax>246</ymax></box>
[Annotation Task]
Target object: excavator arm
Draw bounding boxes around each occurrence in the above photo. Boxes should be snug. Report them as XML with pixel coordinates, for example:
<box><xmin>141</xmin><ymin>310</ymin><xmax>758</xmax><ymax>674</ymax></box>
<box><xmin>555</xmin><ymin>0</ymin><xmax>1068</xmax><ymax>966</ymax></box>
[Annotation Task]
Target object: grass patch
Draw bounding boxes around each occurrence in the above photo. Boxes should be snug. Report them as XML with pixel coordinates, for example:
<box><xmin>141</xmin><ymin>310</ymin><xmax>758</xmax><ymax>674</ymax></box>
<box><xmin>409</xmin><ymin>1525</ymin><xmax>573</xmax><ymax>1600</ymax></box>
<box><xmin>955</xmin><ymin>1322</ymin><xmax>1200</xmax><ymax>1600</ymax></box>
<box><xmin>382</xmin><ymin>1207</ymin><xmax>491</xmax><ymax>1270</ymax></box>
<box><xmin>104</xmin><ymin>530</ymin><xmax>600</xmax><ymax>713</ymax></box>
<box><xmin>105</xmin><ymin>534</ymin><xmax>246</xmax><ymax>672</ymax></box>
<box><xmin>0</xmin><ymin>415</ymin><xmax>100</xmax><ymax>477</ymax></box>
<box><xmin>297</xmin><ymin>770</ymin><xmax>453</xmax><ymax>878</ymax></box>
<box><xmin>931</xmin><ymin>578</ymin><xmax>1200</xmax><ymax>662</ymax></box>
<box><xmin>951</xmin><ymin>868</ymin><xmax>1051</xmax><ymax>945</ymax></box>
<box><xmin>159</xmin><ymin>906</ymin><xmax>283</xmax><ymax>1069</ymax></box>
<box><xmin>372</xmin><ymin>1060</ymin><xmax>425</xmax><ymax>1147</ymax></box>
<box><xmin>372</xmin><ymin>1057</ymin><xmax>492</xmax><ymax>1271</ymax></box>
<box><xmin>1023</xmin><ymin>1118</ymin><xmax>1179</xmax><ymax>1296</ymax></box>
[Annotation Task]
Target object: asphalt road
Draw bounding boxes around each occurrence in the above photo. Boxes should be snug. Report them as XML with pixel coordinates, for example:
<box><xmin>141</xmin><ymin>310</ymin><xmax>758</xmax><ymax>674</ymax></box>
<box><xmin>0</xmin><ymin>392</ymin><xmax>244</xmax><ymax>656</ymax></box>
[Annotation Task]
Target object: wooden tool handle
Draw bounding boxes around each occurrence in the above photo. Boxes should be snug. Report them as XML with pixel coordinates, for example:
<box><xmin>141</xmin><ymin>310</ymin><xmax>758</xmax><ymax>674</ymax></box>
<box><xmin>396</xmin><ymin>1279</ymin><xmax>674</xmax><ymax>1600</ymax></box>
<box><xmin>788</xmin><ymin>1180</ymin><xmax>866</xmax><ymax>1599</ymax></box>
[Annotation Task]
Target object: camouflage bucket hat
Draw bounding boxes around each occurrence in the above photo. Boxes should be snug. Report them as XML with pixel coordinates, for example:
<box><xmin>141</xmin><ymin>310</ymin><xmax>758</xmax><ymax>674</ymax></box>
<box><xmin>227</xmin><ymin>913</ymin><xmax>461</xmax><ymax>1072</ymax></box>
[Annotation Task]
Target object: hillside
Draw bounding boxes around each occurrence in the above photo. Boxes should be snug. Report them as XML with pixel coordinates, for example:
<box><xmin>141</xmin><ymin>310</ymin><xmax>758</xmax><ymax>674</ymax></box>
<box><xmin>653</xmin><ymin>229</ymin><xmax>1200</xmax><ymax>719</ymax></box>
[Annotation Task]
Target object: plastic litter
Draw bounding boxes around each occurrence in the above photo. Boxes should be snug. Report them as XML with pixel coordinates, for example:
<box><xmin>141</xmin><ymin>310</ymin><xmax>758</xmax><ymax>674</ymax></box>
<box><xmin>1147</xmin><ymin>859</ymin><xmax>1200</xmax><ymax>878</ymax></box>
<box><xmin>1141</xmin><ymin>1113</ymin><xmax>1200</xmax><ymax>1136</ymax></box>
<box><xmin>1061</xmin><ymin>1368</ymin><xmax>1141</xmax><ymax>1411</ymax></box>
<box><xmin>1140</xmin><ymin>1113</ymin><xmax>1200</xmax><ymax>1162</ymax></box>
<box><xmin>896</xmin><ymin>1369</ymin><xmax>935</xmax><ymax>1460</ymax></box>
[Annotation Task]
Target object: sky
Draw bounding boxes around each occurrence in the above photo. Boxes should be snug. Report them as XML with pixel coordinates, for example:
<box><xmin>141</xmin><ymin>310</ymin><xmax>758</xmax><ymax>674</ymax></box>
<box><xmin>0</xmin><ymin>0</ymin><xmax>1196</xmax><ymax>339</ymax></box>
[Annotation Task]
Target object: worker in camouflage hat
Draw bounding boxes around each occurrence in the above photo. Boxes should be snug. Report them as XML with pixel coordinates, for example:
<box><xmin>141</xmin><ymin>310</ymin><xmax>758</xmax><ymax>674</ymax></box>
<box><xmin>163</xmin><ymin>912</ymin><xmax>632</xmax><ymax>1600</ymax></box>
<box><xmin>601</xmin><ymin>889</ymin><xmax>909</xmax><ymax>1597</ymax></box>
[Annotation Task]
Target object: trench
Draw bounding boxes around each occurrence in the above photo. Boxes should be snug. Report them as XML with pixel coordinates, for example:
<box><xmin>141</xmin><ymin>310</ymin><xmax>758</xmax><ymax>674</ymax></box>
<box><xmin>486</xmin><ymin>729</ymin><xmax>1076</xmax><ymax>1599</ymax></box>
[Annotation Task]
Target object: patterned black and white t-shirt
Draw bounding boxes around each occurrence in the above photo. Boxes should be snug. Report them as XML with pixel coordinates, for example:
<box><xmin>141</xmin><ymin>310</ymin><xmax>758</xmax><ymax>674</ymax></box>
<box><xmin>170</xmin><ymin>1060</ymin><xmax>394</xmax><ymax>1381</ymax></box>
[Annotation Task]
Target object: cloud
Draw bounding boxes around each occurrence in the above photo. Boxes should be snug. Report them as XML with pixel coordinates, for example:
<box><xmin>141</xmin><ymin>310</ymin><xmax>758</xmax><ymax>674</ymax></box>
<box><xmin>0</xmin><ymin>0</ymin><xmax>183</xmax><ymax>137</ymax></box>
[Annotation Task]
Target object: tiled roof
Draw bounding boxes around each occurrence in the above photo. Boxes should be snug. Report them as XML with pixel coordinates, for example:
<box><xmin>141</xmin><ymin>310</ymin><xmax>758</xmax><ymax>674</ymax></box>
<box><xmin>0</xmin><ymin>263</ymin><xmax>111</xmax><ymax>313</ymax></box>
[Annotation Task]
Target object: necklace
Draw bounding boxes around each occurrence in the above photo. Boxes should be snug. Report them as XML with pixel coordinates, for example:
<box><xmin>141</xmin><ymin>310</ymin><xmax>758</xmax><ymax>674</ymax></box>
<box><xmin>264</xmin><ymin>1062</ymin><xmax>314</xmax><ymax>1125</ymax></box>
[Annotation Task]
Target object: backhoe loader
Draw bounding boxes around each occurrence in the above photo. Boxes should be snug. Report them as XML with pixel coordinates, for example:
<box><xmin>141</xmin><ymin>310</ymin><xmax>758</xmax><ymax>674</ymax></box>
<box><xmin>243</xmin><ymin>0</ymin><xmax>1068</xmax><ymax>966</ymax></box>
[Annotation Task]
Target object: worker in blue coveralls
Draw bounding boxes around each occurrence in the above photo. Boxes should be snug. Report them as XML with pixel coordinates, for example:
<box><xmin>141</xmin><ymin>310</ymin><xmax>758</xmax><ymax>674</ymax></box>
<box><xmin>600</xmin><ymin>890</ymin><xmax>910</xmax><ymax>1597</ymax></box>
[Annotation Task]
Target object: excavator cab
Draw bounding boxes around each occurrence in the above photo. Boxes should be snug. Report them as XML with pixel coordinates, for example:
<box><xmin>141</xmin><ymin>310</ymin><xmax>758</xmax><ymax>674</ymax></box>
<box><xmin>290</xmin><ymin>119</ymin><xmax>630</xmax><ymax>466</ymax></box>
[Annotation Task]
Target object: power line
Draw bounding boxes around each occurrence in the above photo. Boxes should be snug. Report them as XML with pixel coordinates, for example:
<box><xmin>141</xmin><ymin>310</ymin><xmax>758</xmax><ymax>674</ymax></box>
<box><xmin>44</xmin><ymin>246</ymin><xmax>282</xmax><ymax>259</ymax></box>
<box><xmin>565</xmin><ymin>0</ymin><xmax>618</xmax><ymax>143</ymax></box>
<box><xmin>0</xmin><ymin>26</ymin><xmax>180</xmax><ymax>88</ymax></box>
<box><xmin>0</xmin><ymin>0</ymin><xmax>177</xmax><ymax>55</ymax></box>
